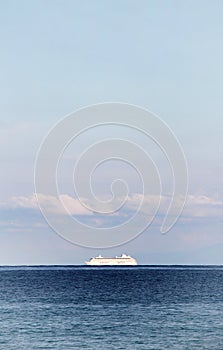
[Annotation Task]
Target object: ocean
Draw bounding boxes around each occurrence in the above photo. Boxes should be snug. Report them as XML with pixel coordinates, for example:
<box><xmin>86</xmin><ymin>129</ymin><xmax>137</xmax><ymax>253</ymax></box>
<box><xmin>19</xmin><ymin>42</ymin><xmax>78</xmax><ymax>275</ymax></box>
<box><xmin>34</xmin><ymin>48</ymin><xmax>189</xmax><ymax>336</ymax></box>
<box><xmin>0</xmin><ymin>266</ymin><xmax>222</xmax><ymax>349</ymax></box>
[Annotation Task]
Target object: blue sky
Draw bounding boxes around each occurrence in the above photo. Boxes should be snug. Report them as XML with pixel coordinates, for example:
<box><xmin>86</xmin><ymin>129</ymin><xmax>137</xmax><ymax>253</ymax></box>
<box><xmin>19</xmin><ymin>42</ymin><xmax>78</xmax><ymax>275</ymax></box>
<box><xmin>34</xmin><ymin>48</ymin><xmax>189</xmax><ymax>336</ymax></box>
<box><xmin>0</xmin><ymin>0</ymin><xmax>223</xmax><ymax>264</ymax></box>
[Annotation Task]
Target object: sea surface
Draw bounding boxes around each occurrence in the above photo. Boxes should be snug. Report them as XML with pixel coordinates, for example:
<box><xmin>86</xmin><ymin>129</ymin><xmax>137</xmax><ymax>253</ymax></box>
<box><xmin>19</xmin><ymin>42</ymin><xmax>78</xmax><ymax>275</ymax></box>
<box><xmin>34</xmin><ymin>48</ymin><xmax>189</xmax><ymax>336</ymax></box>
<box><xmin>0</xmin><ymin>266</ymin><xmax>222</xmax><ymax>349</ymax></box>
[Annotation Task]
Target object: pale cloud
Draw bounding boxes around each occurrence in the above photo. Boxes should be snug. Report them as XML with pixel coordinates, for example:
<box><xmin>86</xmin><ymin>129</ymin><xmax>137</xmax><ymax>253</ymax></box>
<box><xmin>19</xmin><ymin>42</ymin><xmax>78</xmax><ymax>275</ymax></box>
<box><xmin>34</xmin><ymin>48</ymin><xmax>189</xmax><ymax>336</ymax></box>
<box><xmin>125</xmin><ymin>193</ymin><xmax>223</xmax><ymax>219</ymax></box>
<box><xmin>1</xmin><ymin>193</ymin><xmax>223</xmax><ymax>220</ymax></box>
<box><xmin>183</xmin><ymin>195</ymin><xmax>223</xmax><ymax>218</ymax></box>
<box><xmin>0</xmin><ymin>194</ymin><xmax>92</xmax><ymax>216</ymax></box>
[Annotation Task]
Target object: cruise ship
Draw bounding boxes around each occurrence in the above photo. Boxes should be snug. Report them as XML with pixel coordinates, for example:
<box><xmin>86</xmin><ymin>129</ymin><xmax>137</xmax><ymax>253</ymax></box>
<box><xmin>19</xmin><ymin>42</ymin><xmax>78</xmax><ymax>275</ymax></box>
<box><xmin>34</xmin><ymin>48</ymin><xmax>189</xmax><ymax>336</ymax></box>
<box><xmin>85</xmin><ymin>253</ymin><xmax>137</xmax><ymax>266</ymax></box>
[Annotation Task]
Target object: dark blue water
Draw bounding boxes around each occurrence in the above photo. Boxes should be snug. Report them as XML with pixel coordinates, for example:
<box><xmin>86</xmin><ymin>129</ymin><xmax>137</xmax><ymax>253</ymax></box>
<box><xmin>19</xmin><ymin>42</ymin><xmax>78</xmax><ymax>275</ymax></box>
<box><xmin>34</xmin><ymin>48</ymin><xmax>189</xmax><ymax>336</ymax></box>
<box><xmin>0</xmin><ymin>266</ymin><xmax>222</xmax><ymax>349</ymax></box>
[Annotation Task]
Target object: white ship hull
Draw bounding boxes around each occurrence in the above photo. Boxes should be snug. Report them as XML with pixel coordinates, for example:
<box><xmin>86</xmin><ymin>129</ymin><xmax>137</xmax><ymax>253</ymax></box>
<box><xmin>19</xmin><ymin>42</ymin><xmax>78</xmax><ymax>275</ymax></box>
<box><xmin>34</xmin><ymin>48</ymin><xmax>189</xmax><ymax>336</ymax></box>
<box><xmin>85</xmin><ymin>254</ymin><xmax>137</xmax><ymax>266</ymax></box>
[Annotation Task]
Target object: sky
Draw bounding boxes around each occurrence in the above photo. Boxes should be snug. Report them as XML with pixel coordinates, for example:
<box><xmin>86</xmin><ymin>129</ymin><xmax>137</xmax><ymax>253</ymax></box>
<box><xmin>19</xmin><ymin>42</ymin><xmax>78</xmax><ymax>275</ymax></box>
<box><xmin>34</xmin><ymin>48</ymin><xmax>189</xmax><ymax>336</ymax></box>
<box><xmin>0</xmin><ymin>0</ymin><xmax>223</xmax><ymax>264</ymax></box>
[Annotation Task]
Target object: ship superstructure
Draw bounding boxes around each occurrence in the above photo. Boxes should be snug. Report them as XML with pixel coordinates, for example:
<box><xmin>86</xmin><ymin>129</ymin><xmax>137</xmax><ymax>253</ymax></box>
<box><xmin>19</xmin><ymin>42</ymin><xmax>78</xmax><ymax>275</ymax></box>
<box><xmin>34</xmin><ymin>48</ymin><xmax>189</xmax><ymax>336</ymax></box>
<box><xmin>85</xmin><ymin>253</ymin><xmax>137</xmax><ymax>266</ymax></box>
